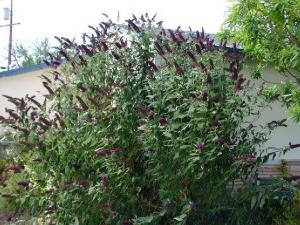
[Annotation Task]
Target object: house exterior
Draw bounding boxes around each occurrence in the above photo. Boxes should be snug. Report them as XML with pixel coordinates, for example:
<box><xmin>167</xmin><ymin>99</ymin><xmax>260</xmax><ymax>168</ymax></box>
<box><xmin>0</xmin><ymin>63</ymin><xmax>48</xmax><ymax>135</ymax></box>
<box><xmin>0</xmin><ymin>62</ymin><xmax>299</xmax><ymax>165</ymax></box>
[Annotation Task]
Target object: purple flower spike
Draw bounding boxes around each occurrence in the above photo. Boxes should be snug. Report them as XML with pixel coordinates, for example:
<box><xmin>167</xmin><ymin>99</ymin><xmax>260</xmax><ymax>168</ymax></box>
<box><xmin>196</xmin><ymin>143</ymin><xmax>204</xmax><ymax>151</ymax></box>
<box><xmin>202</xmin><ymin>91</ymin><xmax>208</xmax><ymax>102</ymax></box>
<box><xmin>217</xmin><ymin>138</ymin><xmax>225</xmax><ymax>145</ymax></box>
<box><xmin>174</xmin><ymin>61</ymin><xmax>184</xmax><ymax>76</ymax></box>
<box><xmin>77</xmin><ymin>180</ymin><xmax>85</xmax><ymax>187</ymax></box>
<box><xmin>101</xmin><ymin>176</ymin><xmax>109</xmax><ymax>187</ymax></box>
<box><xmin>111</xmin><ymin>147</ymin><xmax>121</xmax><ymax>153</ymax></box>
<box><xmin>212</xmin><ymin>120</ymin><xmax>220</xmax><ymax>128</ymax></box>
<box><xmin>101</xmin><ymin>202</ymin><xmax>111</xmax><ymax>209</ymax></box>
<box><xmin>96</xmin><ymin>150</ymin><xmax>110</xmax><ymax>157</ymax></box>
<box><xmin>190</xmin><ymin>92</ymin><xmax>197</xmax><ymax>99</ymax></box>
<box><xmin>64</xmin><ymin>180</ymin><xmax>72</xmax><ymax>187</ymax></box>
<box><xmin>158</xmin><ymin>116</ymin><xmax>168</xmax><ymax>125</ymax></box>
<box><xmin>205</xmin><ymin>75</ymin><xmax>212</xmax><ymax>84</ymax></box>
<box><xmin>17</xmin><ymin>181</ymin><xmax>29</xmax><ymax>187</ymax></box>
<box><xmin>186</xmin><ymin>50</ymin><xmax>197</xmax><ymax>63</ymax></box>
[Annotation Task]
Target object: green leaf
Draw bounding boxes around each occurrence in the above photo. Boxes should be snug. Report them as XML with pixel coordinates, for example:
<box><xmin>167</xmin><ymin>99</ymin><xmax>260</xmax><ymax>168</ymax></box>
<box><xmin>251</xmin><ymin>196</ymin><xmax>256</xmax><ymax>209</ymax></box>
<box><xmin>173</xmin><ymin>214</ymin><xmax>187</xmax><ymax>222</ymax></box>
<box><xmin>134</xmin><ymin>215</ymin><xmax>154</xmax><ymax>224</ymax></box>
<box><xmin>163</xmin><ymin>131</ymin><xmax>172</xmax><ymax>138</ymax></box>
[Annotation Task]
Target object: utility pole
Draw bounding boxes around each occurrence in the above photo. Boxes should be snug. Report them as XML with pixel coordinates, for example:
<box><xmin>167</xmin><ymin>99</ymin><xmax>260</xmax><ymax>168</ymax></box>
<box><xmin>7</xmin><ymin>0</ymin><xmax>13</xmax><ymax>70</ymax></box>
<box><xmin>0</xmin><ymin>0</ymin><xmax>20</xmax><ymax>70</ymax></box>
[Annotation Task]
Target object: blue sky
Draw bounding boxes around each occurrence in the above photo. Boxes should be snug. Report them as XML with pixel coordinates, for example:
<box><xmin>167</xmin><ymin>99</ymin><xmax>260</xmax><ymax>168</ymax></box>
<box><xmin>0</xmin><ymin>0</ymin><xmax>232</xmax><ymax>67</ymax></box>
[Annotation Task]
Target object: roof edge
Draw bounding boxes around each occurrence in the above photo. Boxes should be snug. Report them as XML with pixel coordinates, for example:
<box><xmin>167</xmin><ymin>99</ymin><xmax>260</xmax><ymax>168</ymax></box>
<box><xmin>0</xmin><ymin>63</ymin><xmax>48</xmax><ymax>79</ymax></box>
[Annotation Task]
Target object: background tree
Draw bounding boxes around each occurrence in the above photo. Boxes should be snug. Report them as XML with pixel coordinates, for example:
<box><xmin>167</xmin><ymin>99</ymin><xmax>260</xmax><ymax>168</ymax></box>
<box><xmin>220</xmin><ymin>0</ymin><xmax>300</xmax><ymax>77</ymax></box>
<box><xmin>12</xmin><ymin>38</ymin><xmax>52</xmax><ymax>68</ymax></box>
<box><xmin>220</xmin><ymin>0</ymin><xmax>300</xmax><ymax>122</ymax></box>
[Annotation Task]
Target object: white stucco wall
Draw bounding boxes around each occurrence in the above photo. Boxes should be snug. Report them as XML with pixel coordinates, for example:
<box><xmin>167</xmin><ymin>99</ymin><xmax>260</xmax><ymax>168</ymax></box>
<box><xmin>0</xmin><ymin>69</ymin><xmax>47</xmax><ymax>135</ymax></box>
<box><xmin>244</xmin><ymin>66</ymin><xmax>300</xmax><ymax>162</ymax></box>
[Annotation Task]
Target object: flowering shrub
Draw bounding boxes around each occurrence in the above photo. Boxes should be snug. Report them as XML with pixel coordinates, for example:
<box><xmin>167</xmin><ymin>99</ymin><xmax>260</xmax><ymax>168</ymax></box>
<box><xmin>0</xmin><ymin>14</ymin><xmax>288</xmax><ymax>224</ymax></box>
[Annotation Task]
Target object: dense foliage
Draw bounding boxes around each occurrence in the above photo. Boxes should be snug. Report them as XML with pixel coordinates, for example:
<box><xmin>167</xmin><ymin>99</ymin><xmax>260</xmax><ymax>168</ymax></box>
<box><xmin>220</xmin><ymin>0</ymin><xmax>300</xmax><ymax>123</ymax></box>
<box><xmin>220</xmin><ymin>0</ymin><xmax>300</xmax><ymax>76</ymax></box>
<box><xmin>0</xmin><ymin>14</ymin><xmax>294</xmax><ymax>224</ymax></box>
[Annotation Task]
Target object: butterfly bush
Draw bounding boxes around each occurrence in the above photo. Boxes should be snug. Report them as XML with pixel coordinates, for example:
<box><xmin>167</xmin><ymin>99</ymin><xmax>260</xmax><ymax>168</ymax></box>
<box><xmin>0</xmin><ymin>14</ymin><xmax>288</xmax><ymax>225</ymax></box>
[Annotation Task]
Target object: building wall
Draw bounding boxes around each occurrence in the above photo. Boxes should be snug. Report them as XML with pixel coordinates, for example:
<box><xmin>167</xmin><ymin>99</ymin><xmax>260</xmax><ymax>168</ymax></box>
<box><xmin>244</xmin><ymin>66</ymin><xmax>300</xmax><ymax>162</ymax></box>
<box><xmin>0</xmin><ymin>69</ymin><xmax>47</xmax><ymax>134</ymax></box>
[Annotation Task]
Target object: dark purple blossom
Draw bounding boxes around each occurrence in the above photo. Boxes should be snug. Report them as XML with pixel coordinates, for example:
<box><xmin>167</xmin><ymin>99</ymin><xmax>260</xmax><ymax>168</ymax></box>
<box><xmin>195</xmin><ymin>44</ymin><xmax>202</xmax><ymax>54</ymax></box>
<box><xmin>80</xmin><ymin>44</ymin><xmax>93</xmax><ymax>56</ymax></box>
<box><xmin>200</xmin><ymin>62</ymin><xmax>207</xmax><ymax>72</ymax></box>
<box><xmin>101</xmin><ymin>176</ymin><xmax>109</xmax><ymax>186</ymax></box>
<box><xmin>64</xmin><ymin>180</ymin><xmax>72</xmax><ymax>188</ymax></box>
<box><xmin>5</xmin><ymin>108</ymin><xmax>19</xmax><ymax>120</ymax></box>
<box><xmin>196</xmin><ymin>30</ymin><xmax>200</xmax><ymax>40</ymax></box>
<box><xmin>59</xmin><ymin>49</ymin><xmax>70</xmax><ymax>61</ymax></box>
<box><xmin>205</xmin><ymin>75</ymin><xmax>212</xmax><ymax>84</ymax></box>
<box><xmin>39</xmin><ymin>117</ymin><xmax>52</xmax><ymax>127</ymax></box>
<box><xmin>126</xmin><ymin>19</ymin><xmax>140</xmax><ymax>33</ymax></box>
<box><xmin>190</xmin><ymin>92</ymin><xmax>197</xmax><ymax>99</ymax></box>
<box><xmin>96</xmin><ymin>150</ymin><xmax>110</xmax><ymax>157</ymax></box>
<box><xmin>154</xmin><ymin>41</ymin><xmax>164</xmax><ymax>55</ymax></box>
<box><xmin>209</xmin><ymin>59</ymin><xmax>214</xmax><ymax>70</ymax></box>
<box><xmin>165</xmin><ymin>43</ymin><xmax>172</xmax><ymax>53</ymax></box>
<box><xmin>199</xmin><ymin>40</ymin><xmax>205</xmax><ymax>50</ymax></box>
<box><xmin>289</xmin><ymin>142</ymin><xmax>300</xmax><ymax>149</ymax></box>
<box><xmin>202</xmin><ymin>91</ymin><xmax>208</xmax><ymax>102</ymax></box>
<box><xmin>36</xmin><ymin>141</ymin><xmax>44</xmax><ymax>148</ymax></box>
<box><xmin>77</xmin><ymin>180</ymin><xmax>86</xmax><ymax>187</ymax></box>
<box><xmin>76</xmin><ymin>96</ymin><xmax>88</xmax><ymax>110</ymax></box>
<box><xmin>5</xmin><ymin>214</ymin><xmax>13</xmax><ymax>222</ymax></box>
<box><xmin>221</xmin><ymin>39</ymin><xmax>227</xmax><ymax>50</ymax></box>
<box><xmin>33</xmin><ymin>157</ymin><xmax>42</xmax><ymax>162</ymax></box>
<box><xmin>211</xmin><ymin>120</ymin><xmax>220</xmax><ymax>128</ymax></box>
<box><xmin>101</xmin><ymin>41</ymin><xmax>109</xmax><ymax>51</ymax></box>
<box><xmin>72</xmin><ymin>163</ymin><xmax>81</xmax><ymax>170</ymax></box>
<box><xmin>101</xmin><ymin>202</ymin><xmax>111</xmax><ymax>209</ymax></box>
<box><xmin>17</xmin><ymin>181</ymin><xmax>29</xmax><ymax>187</ymax></box>
<box><xmin>112</xmin><ymin>51</ymin><xmax>121</xmax><ymax>60</ymax></box>
<box><xmin>217</xmin><ymin>138</ymin><xmax>225</xmax><ymax>145</ymax></box>
<box><xmin>234</xmin><ymin>154</ymin><xmax>256</xmax><ymax>162</ymax></box>
<box><xmin>51</xmin><ymin>60</ymin><xmax>61</xmax><ymax>67</ymax></box>
<box><xmin>115</xmin><ymin>42</ymin><xmax>122</xmax><ymax>49</ymax></box>
<box><xmin>27</xmin><ymin>96</ymin><xmax>42</xmax><ymax>108</ymax></box>
<box><xmin>120</xmin><ymin>38</ymin><xmax>127</xmax><ymax>48</ymax></box>
<box><xmin>111</xmin><ymin>147</ymin><xmax>121</xmax><ymax>153</ymax></box>
<box><xmin>186</xmin><ymin>50</ymin><xmax>197</xmax><ymax>63</ymax></box>
<box><xmin>177</xmin><ymin>31</ymin><xmax>186</xmax><ymax>42</ymax></box>
<box><xmin>147</xmin><ymin>61</ymin><xmax>158</xmax><ymax>72</ymax></box>
<box><xmin>42</xmin><ymin>82</ymin><xmax>54</xmax><ymax>95</ymax></box>
<box><xmin>174</xmin><ymin>61</ymin><xmax>184</xmax><ymax>76</ymax></box>
<box><xmin>233</xmin><ymin>42</ymin><xmax>237</xmax><ymax>53</ymax></box>
<box><xmin>201</xmin><ymin>27</ymin><xmax>205</xmax><ymax>39</ymax></box>
<box><xmin>168</xmin><ymin>29</ymin><xmax>180</xmax><ymax>44</ymax></box>
<box><xmin>158</xmin><ymin>116</ymin><xmax>168</xmax><ymax>125</ymax></box>
<box><xmin>234</xmin><ymin>76</ymin><xmax>246</xmax><ymax>92</ymax></box>
<box><xmin>196</xmin><ymin>143</ymin><xmax>204</xmax><ymax>151</ymax></box>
